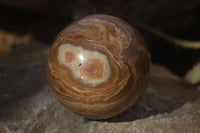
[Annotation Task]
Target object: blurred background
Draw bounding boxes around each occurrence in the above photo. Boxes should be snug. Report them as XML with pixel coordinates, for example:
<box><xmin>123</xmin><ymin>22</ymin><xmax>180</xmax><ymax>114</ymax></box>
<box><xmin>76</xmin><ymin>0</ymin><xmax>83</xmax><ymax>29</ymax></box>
<box><xmin>0</xmin><ymin>0</ymin><xmax>199</xmax><ymax>76</ymax></box>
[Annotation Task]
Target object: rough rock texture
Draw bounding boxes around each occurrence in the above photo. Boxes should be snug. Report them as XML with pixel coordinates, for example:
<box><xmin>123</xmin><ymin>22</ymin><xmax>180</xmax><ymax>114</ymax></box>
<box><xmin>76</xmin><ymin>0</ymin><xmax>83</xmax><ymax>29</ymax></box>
<box><xmin>0</xmin><ymin>43</ymin><xmax>200</xmax><ymax>133</ymax></box>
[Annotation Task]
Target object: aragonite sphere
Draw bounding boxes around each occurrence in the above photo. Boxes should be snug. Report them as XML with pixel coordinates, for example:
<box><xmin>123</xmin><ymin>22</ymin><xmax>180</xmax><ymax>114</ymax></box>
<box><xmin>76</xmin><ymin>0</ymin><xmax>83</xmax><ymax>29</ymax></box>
<box><xmin>47</xmin><ymin>14</ymin><xmax>151</xmax><ymax>119</ymax></box>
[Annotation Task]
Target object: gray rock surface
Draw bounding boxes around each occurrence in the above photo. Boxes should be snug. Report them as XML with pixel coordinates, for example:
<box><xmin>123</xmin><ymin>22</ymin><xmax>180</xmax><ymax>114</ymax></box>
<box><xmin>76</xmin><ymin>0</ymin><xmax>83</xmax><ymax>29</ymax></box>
<box><xmin>0</xmin><ymin>43</ymin><xmax>200</xmax><ymax>133</ymax></box>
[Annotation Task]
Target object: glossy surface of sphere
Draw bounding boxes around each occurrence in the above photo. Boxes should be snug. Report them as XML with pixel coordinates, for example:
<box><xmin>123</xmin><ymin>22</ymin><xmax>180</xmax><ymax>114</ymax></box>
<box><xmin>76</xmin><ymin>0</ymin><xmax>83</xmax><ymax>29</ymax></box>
<box><xmin>47</xmin><ymin>15</ymin><xmax>151</xmax><ymax>119</ymax></box>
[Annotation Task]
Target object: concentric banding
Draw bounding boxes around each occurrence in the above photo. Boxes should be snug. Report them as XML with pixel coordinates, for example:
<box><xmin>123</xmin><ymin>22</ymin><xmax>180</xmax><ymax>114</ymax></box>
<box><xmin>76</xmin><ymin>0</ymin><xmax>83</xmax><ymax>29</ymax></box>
<box><xmin>47</xmin><ymin>14</ymin><xmax>151</xmax><ymax>119</ymax></box>
<box><xmin>57</xmin><ymin>43</ymin><xmax>111</xmax><ymax>87</ymax></box>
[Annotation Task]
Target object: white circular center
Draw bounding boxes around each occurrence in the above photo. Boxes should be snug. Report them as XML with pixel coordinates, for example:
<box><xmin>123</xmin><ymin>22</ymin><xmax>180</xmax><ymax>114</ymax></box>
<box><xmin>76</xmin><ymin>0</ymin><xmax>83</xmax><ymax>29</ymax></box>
<box><xmin>57</xmin><ymin>43</ymin><xmax>111</xmax><ymax>87</ymax></box>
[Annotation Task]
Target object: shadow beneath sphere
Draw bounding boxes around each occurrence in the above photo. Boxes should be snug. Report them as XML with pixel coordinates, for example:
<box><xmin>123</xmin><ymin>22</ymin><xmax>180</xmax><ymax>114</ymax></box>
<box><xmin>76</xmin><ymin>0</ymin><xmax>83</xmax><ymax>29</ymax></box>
<box><xmin>87</xmin><ymin>74</ymin><xmax>200</xmax><ymax>122</ymax></box>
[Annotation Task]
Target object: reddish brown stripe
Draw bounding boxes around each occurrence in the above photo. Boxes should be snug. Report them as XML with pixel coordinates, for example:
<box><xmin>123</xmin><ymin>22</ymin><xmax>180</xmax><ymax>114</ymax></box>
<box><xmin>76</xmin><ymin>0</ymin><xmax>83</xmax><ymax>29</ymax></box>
<box><xmin>80</xmin><ymin>58</ymin><xmax>104</xmax><ymax>80</ymax></box>
<box><xmin>65</xmin><ymin>51</ymin><xmax>76</xmax><ymax>63</ymax></box>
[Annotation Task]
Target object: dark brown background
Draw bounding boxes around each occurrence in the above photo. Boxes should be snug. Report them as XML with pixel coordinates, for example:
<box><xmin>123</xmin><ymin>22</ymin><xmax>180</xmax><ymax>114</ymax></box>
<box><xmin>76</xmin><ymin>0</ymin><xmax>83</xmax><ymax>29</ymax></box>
<box><xmin>0</xmin><ymin>0</ymin><xmax>199</xmax><ymax>76</ymax></box>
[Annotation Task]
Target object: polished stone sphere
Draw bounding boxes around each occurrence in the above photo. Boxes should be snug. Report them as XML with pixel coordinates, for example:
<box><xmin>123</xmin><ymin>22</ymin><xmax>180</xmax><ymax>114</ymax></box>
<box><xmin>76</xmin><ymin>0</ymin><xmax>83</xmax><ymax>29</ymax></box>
<box><xmin>47</xmin><ymin>14</ymin><xmax>151</xmax><ymax>119</ymax></box>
